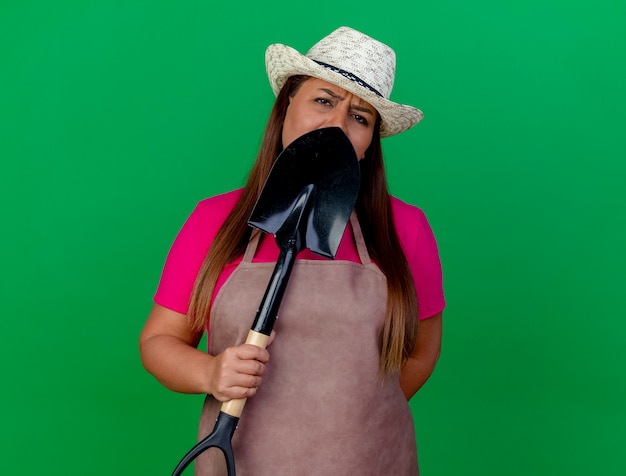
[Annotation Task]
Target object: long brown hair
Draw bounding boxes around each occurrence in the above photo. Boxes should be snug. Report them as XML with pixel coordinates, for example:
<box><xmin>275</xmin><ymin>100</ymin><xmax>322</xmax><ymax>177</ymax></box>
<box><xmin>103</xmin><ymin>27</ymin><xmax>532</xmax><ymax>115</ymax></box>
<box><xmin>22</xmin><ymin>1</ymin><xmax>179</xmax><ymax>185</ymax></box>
<box><xmin>188</xmin><ymin>76</ymin><xmax>418</xmax><ymax>375</ymax></box>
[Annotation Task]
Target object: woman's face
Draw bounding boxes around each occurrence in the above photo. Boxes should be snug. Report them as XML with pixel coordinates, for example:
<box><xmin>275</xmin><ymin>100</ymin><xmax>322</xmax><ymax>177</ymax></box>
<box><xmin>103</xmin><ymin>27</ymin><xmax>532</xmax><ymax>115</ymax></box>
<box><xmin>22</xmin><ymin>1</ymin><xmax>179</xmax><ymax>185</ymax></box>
<box><xmin>282</xmin><ymin>78</ymin><xmax>377</xmax><ymax>160</ymax></box>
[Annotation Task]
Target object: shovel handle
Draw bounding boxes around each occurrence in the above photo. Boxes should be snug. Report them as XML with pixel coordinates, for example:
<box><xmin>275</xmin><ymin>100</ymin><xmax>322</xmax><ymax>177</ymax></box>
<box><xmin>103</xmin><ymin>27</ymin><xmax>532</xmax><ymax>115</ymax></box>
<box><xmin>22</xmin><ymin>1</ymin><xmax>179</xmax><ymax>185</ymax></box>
<box><xmin>220</xmin><ymin>329</ymin><xmax>270</xmax><ymax>418</ymax></box>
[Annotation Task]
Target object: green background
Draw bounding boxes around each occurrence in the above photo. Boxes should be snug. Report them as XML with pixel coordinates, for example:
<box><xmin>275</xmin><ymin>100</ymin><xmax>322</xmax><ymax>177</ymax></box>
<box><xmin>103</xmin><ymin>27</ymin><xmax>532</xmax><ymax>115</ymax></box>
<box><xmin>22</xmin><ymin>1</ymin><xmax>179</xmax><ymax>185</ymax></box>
<box><xmin>1</xmin><ymin>1</ymin><xmax>624</xmax><ymax>474</ymax></box>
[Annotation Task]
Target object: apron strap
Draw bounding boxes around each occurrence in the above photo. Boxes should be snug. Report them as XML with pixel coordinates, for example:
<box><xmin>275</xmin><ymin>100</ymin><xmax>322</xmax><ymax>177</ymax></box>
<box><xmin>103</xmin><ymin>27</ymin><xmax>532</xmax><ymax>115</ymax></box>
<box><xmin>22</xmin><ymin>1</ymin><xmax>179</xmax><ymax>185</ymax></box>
<box><xmin>243</xmin><ymin>229</ymin><xmax>262</xmax><ymax>263</ymax></box>
<box><xmin>350</xmin><ymin>212</ymin><xmax>372</xmax><ymax>265</ymax></box>
<box><xmin>243</xmin><ymin>212</ymin><xmax>372</xmax><ymax>265</ymax></box>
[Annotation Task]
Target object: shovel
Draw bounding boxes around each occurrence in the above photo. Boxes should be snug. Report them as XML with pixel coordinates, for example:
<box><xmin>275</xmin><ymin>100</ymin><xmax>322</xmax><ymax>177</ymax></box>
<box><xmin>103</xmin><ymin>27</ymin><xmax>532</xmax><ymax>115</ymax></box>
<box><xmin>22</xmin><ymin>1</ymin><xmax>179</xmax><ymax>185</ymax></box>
<box><xmin>171</xmin><ymin>127</ymin><xmax>361</xmax><ymax>475</ymax></box>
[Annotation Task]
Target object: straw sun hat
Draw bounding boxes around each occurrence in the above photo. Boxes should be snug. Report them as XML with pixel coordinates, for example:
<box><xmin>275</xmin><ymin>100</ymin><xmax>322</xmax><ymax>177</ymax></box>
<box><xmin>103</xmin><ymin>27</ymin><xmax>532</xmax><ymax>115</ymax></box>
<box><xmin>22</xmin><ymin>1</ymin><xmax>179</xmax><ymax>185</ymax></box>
<box><xmin>265</xmin><ymin>26</ymin><xmax>423</xmax><ymax>138</ymax></box>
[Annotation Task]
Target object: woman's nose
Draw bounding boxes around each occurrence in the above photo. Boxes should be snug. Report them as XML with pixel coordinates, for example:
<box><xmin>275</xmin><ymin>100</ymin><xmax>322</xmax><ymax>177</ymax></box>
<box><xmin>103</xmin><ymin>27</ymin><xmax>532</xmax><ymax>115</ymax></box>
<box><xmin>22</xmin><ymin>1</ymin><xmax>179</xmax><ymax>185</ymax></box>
<box><xmin>324</xmin><ymin>109</ymin><xmax>348</xmax><ymax>132</ymax></box>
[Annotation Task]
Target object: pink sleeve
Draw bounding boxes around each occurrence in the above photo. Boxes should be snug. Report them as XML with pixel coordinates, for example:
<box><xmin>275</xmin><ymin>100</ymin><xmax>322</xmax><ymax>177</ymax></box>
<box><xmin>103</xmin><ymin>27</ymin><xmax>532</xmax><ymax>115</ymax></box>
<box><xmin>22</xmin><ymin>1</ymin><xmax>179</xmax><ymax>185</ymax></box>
<box><xmin>153</xmin><ymin>190</ymin><xmax>241</xmax><ymax>314</ymax></box>
<box><xmin>392</xmin><ymin>198</ymin><xmax>446</xmax><ymax>320</ymax></box>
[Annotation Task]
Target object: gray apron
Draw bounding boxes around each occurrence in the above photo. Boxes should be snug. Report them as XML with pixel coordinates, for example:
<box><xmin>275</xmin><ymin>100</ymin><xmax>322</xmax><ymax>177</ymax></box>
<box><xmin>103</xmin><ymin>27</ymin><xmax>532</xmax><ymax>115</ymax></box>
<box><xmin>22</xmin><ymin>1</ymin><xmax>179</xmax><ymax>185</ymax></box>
<box><xmin>195</xmin><ymin>214</ymin><xmax>419</xmax><ymax>475</ymax></box>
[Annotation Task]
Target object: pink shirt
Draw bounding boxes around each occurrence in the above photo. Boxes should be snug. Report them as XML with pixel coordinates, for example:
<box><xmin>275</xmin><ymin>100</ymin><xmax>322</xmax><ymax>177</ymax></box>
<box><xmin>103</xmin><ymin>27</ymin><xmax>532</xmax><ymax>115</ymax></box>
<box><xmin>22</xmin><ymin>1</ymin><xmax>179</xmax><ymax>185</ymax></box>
<box><xmin>154</xmin><ymin>189</ymin><xmax>445</xmax><ymax>321</ymax></box>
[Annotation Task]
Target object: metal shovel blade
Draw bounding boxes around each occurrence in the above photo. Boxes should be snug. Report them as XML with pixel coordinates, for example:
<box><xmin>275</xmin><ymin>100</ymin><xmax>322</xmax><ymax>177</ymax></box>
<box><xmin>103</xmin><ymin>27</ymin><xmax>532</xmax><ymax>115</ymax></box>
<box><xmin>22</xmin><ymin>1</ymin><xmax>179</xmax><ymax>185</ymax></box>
<box><xmin>248</xmin><ymin>127</ymin><xmax>360</xmax><ymax>259</ymax></box>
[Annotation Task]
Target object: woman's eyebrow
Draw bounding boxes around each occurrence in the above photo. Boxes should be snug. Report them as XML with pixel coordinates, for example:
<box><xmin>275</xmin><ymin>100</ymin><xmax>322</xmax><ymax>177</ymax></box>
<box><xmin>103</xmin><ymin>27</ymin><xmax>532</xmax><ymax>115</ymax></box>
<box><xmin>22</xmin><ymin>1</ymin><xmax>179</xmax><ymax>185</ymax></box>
<box><xmin>319</xmin><ymin>88</ymin><xmax>345</xmax><ymax>100</ymax></box>
<box><xmin>351</xmin><ymin>104</ymin><xmax>375</xmax><ymax>116</ymax></box>
<box><xmin>318</xmin><ymin>88</ymin><xmax>375</xmax><ymax>116</ymax></box>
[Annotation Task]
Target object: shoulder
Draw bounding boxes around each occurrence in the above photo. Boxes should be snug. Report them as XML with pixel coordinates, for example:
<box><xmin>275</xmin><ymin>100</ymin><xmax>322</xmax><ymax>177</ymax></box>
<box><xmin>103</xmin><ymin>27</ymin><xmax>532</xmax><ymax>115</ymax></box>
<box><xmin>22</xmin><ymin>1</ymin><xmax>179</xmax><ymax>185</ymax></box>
<box><xmin>390</xmin><ymin>195</ymin><xmax>427</xmax><ymax>220</ymax></box>
<box><xmin>154</xmin><ymin>189</ymin><xmax>244</xmax><ymax>314</ymax></box>
<box><xmin>194</xmin><ymin>188</ymin><xmax>243</xmax><ymax>218</ymax></box>
<box><xmin>390</xmin><ymin>195</ymin><xmax>431</xmax><ymax>240</ymax></box>
<box><xmin>389</xmin><ymin>195</ymin><xmax>440</xmax><ymax>262</ymax></box>
<box><xmin>188</xmin><ymin>189</ymin><xmax>243</xmax><ymax>229</ymax></box>
<box><xmin>171</xmin><ymin>188</ymin><xmax>244</xmax><ymax>248</ymax></box>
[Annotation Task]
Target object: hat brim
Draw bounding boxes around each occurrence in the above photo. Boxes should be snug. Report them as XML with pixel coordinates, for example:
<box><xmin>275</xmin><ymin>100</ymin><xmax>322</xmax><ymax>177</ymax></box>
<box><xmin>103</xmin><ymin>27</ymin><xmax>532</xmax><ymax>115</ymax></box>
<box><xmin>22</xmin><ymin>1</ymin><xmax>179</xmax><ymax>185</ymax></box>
<box><xmin>265</xmin><ymin>43</ymin><xmax>424</xmax><ymax>138</ymax></box>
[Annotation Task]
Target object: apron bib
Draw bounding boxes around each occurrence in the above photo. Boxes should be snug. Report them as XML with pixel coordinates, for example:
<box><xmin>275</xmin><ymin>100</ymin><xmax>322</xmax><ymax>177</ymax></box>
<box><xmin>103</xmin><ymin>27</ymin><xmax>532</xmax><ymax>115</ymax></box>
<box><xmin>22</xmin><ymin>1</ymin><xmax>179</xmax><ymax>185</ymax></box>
<box><xmin>195</xmin><ymin>214</ymin><xmax>418</xmax><ymax>475</ymax></box>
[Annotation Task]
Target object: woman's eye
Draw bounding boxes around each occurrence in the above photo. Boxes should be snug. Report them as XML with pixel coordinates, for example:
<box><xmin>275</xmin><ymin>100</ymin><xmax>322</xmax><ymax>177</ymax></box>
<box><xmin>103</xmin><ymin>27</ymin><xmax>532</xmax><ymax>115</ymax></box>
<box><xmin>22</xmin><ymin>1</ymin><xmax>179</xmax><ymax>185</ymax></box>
<box><xmin>353</xmin><ymin>114</ymin><xmax>369</xmax><ymax>126</ymax></box>
<box><xmin>315</xmin><ymin>97</ymin><xmax>331</xmax><ymax>106</ymax></box>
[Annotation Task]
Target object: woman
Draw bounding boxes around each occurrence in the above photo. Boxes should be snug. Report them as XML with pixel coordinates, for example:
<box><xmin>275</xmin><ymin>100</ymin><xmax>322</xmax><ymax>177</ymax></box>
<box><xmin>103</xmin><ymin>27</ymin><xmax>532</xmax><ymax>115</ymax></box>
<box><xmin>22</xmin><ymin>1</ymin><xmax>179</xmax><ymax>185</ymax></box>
<box><xmin>140</xmin><ymin>26</ymin><xmax>445</xmax><ymax>475</ymax></box>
